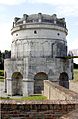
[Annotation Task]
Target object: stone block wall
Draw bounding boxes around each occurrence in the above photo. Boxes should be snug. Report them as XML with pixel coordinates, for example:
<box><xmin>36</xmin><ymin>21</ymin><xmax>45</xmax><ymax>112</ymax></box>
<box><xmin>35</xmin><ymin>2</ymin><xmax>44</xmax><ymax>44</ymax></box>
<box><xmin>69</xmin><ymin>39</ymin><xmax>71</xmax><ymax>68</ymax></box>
<box><xmin>1</xmin><ymin>100</ymin><xmax>78</xmax><ymax>119</ymax></box>
<box><xmin>43</xmin><ymin>80</ymin><xmax>78</xmax><ymax>100</ymax></box>
<box><xmin>69</xmin><ymin>81</ymin><xmax>78</xmax><ymax>93</ymax></box>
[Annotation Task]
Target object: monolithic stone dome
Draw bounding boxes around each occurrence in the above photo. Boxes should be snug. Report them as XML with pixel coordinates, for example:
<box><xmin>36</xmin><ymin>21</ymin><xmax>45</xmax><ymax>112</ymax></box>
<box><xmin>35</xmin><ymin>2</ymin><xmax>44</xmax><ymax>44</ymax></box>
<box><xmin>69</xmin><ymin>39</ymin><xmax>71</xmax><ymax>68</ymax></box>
<box><xmin>13</xmin><ymin>13</ymin><xmax>66</xmax><ymax>29</ymax></box>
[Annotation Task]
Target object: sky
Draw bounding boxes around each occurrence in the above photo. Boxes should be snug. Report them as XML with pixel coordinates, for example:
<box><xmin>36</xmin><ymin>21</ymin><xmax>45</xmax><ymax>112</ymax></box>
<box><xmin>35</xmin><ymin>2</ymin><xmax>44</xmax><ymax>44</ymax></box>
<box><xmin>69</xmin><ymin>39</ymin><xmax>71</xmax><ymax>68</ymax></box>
<box><xmin>0</xmin><ymin>0</ymin><xmax>78</xmax><ymax>63</ymax></box>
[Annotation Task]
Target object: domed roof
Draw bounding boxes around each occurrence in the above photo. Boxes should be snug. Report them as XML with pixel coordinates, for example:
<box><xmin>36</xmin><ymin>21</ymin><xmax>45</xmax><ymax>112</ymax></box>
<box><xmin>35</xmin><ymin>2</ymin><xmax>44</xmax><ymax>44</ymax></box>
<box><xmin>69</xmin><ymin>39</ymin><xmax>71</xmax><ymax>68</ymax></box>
<box><xmin>13</xmin><ymin>13</ymin><xmax>66</xmax><ymax>29</ymax></box>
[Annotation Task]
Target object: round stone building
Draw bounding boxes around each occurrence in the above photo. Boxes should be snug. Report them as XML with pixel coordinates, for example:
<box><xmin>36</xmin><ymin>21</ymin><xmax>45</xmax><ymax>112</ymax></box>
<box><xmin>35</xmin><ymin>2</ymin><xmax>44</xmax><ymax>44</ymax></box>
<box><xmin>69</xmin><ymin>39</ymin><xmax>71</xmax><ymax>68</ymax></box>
<box><xmin>4</xmin><ymin>13</ymin><xmax>73</xmax><ymax>96</ymax></box>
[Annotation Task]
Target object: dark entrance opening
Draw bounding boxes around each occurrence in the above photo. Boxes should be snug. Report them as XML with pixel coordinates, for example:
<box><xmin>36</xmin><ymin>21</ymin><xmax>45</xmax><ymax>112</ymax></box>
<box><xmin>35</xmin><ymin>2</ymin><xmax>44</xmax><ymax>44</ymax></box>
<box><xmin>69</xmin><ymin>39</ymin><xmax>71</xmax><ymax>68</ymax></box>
<box><xmin>12</xmin><ymin>72</ymin><xmax>23</xmax><ymax>96</ymax></box>
<box><xmin>59</xmin><ymin>72</ymin><xmax>69</xmax><ymax>89</ymax></box>
<box><xmin>34</xmin><ymin>72</ymin><xmax>48</xmax><ymax>94</ymax></box>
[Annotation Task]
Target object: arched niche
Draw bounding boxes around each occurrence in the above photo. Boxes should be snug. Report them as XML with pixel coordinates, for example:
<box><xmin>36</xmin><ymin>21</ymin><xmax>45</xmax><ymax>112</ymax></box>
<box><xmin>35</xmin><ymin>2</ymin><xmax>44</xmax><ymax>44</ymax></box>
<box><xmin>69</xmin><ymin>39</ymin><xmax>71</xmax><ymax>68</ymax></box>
<box><xmin>34</xmin><ymin>72</ymin><xmax>48</xmax><ymax>94</ymax></box>
<box><xmin>59</xmin><ymin>72</ymin><xmax>69</xmax><ymax>89</ymax></box>
<box><xmin>12</xmin><ymin>72</ymin><xmax>23</xmax><ymax>96</ymax></box>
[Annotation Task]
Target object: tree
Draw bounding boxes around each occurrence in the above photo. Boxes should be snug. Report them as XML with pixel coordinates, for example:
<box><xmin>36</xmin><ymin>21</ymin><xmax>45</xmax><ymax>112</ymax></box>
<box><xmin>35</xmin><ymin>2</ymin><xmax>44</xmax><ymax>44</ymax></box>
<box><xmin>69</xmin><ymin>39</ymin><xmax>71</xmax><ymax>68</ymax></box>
<box><xmin>0</xmin><ymin>50</ymin><xmax>4</xmax><ymax>70</ymax></box>
<box><xmin>0</xmin><ymin>50</ymin><xmax>11</xmax><ymax>70</ymax></box>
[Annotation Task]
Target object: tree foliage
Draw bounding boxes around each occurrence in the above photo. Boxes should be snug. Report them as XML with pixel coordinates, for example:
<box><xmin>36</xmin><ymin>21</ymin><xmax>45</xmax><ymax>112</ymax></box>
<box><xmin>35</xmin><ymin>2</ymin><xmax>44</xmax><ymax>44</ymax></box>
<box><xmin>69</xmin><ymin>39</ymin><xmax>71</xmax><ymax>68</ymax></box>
<box><xmin>0</xmin><ymin>50</ymin><xmax>11</xmax><ymax>70</ymax></box>
<box><xmin>0</xmin><ymin>50</ymin><xmax>4</xmax><ymax>70</ymax></box>
<box><xmin>74</xmin><ymin>63</ymin><xmax>78</xmax><ymax>69</ymax></box>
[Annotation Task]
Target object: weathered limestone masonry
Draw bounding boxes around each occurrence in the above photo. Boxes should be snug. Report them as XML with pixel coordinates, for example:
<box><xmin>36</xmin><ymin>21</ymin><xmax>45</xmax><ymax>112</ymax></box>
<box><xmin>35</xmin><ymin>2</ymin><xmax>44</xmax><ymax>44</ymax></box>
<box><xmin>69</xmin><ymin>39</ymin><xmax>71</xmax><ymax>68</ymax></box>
<box><xmin>44</xmin><ymin>80</ymin><xmax>78</xmax><ymax>100</ymax></box>
<box><xmin>4</xmin><ymin>13</ymin><xmax>73</xmax><ymax>96</ymax></box>
<box><xmin>1</xmin><ymin>100</ymin><xmax>78</xmax><ymax>119</ymax></box>
<box><xmin>69</xmin><ymin>82</ymin><xmax>78</xmax><ymax>93</ymax></box>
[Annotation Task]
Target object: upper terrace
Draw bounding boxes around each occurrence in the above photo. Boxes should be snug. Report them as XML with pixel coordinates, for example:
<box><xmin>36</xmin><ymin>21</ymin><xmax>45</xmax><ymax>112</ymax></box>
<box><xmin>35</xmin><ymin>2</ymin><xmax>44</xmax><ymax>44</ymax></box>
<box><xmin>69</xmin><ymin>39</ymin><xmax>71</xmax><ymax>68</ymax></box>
<box><xmin>12</xmin><ymin>13</ymin><xmax>66</xmax><ymax>29</ymax></box>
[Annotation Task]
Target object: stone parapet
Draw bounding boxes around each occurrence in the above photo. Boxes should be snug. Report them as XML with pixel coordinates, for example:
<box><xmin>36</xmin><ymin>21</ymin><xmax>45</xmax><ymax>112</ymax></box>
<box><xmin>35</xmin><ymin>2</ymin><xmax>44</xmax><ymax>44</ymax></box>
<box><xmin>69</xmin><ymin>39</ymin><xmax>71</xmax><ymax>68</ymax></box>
<box><xmin>0</xmin><ymin>100</ymin><xmax>78</xmax><ymax>119</ymax></box>
<box><xmin>43</xmin><ymin>80</ymin><xmax>78</xmax><ymax>100</ymax></box>
<box><xmin>0</xmin><ymin>100</ymin><xmax>78</xmax><ymax>104</ymax></box>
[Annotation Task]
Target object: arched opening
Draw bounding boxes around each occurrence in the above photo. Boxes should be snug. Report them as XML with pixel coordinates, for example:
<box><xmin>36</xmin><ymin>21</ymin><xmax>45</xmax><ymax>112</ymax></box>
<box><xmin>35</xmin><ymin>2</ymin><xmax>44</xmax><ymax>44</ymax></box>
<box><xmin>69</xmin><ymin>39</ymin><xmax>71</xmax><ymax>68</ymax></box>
<box><xmin>12</xmin><ymin>72</ymin><xmax>23</xmax><ymax>96</ymax></box>
<box><xmin>34</xmin><ymin>72</ymin><xmax>48</xmax><ymax>94</ymax></box>
<box><xmin>59</xmin><ymin>72</ymin><xmax>69</xmax><ymax>88</ymax></box>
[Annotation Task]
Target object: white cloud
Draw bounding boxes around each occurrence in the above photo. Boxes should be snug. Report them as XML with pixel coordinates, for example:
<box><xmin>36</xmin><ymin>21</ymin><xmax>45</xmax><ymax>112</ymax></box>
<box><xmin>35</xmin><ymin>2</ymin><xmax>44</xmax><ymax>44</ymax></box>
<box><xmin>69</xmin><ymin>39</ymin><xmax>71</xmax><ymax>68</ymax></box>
<box><xmin>0</xmin><ymin>23</ymin><xmax>11</xmax><ymax>51</ymax></box>
<box><xmin>68</xmin><ymin>38</ymin><xmax>78</xmax><ymax>51</ymax></box>
<box><xmin>55</xmin><ymin>6</ymin><xmax>78</xmax><ymax>17</ymax></box>
<box><xmin>74</xmin><ymin>57</ymin><xmax>78</xmax><ymax>64</ymax></box>
<box><xmin>0</xmin><ymin>0</ymin><xmax>78</xmax><ymax>17</ymax></box>
<box><xmin>66</xmin><ymin>38</ymin><xmax>78</xmax><ymax>64</ymax></box>
<box><xmin>74</xmin><ymin>59</ymin><xmax>78</xmax><ymax>64</ymax></box>
<box><xmin>29</xmin><ymin>0</ymin><xmax>78</xmax><ymax>17</ymax></box>
<box><xmin>0</xmin><ymin>0</ymin><xmax>26</xmax><ymax>5</ymax></box>
<box><xmin>30</xmin><ymin>0</ymin><xmax>78</xmax><ymax>5</ymax></box>
<box><xmin>1</xmin><ymin>0</ymin><xmax>78</xmax><ymax>6</ymax></box>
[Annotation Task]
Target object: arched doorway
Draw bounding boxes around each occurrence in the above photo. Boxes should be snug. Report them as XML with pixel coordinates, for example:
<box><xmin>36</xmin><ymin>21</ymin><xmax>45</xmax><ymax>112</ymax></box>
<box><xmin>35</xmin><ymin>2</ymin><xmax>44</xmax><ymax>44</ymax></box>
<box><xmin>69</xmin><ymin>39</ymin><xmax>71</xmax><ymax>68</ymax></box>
<box><xmin>59</xmin><ymin>72</ymin><xmax>69</xmax><ymax>88</ymax></box>
<box><xmin>12</xmin><ymin>72</ymin><xmax>23</xmax><ymax>96</ymax></box>
<box><xmin>34</xmin><ymin>72</ymin><xmax>48</xmax><ymax>94</ymax></box>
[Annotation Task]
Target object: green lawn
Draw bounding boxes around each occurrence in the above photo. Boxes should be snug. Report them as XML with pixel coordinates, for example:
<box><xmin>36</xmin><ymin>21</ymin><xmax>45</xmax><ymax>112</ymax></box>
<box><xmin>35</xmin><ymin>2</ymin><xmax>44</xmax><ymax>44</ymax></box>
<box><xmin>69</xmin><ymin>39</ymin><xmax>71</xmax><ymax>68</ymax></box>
<box><xmin>0</xmin><ymin>95</ymin><xmax>47</xmax><ymax>100</ymax></box>
<box><xmin>73</xmin><ymin>69</ymin><xmax>78</xmax><ymax>82</ymax></box>
<box><xmin>0</xmin><ymin>70</ymin><xmax>4</xmax><ymax>76</ymax></box>
<box><xmin>0</xmin><ymin>70</ymin><xmax>4</xmax><ymax>82</ymax></box>
<box><xmin>20</xmin><ymin>95</ymin><xmax>47</xmax><ymax>100</ymax></box>
<box><xmin>0</xmin><ymin>76</ymin><xmax>4</xmax><ymax>82</ymax></box>
<box><xmin>0</xmin><ymin>97</ymin><xmax>10</xmax><ymax>100</ymax></box>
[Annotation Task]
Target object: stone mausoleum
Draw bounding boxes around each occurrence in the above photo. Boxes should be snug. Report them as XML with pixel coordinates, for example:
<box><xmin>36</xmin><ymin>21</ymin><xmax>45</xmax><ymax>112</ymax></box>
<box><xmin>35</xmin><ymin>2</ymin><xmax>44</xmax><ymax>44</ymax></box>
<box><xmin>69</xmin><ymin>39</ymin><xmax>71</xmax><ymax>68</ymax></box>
<box><xmin>4</xmin><ymin>13</ymin><xmax>73</xmax><ymax>96</ymax></box>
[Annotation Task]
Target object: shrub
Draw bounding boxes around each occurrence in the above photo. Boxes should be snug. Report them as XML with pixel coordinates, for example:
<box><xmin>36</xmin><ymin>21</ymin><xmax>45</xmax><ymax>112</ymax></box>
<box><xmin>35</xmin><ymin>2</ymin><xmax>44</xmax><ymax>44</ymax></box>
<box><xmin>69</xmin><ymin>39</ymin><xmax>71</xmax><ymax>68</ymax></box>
<box><xmin>0</xmin><ymin>70</ymin><xmax>4</xmax><ymax>76</ymax></box>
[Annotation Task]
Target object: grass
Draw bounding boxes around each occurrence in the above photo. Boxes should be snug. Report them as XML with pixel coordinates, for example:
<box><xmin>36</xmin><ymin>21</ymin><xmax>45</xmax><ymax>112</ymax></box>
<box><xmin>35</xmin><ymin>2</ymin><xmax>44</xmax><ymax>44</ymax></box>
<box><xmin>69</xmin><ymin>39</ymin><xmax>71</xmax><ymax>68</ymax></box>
<box><xmin>0</xmin><ymin>70</ymin><xmax>4</xmax><ymax>82</ymax></box>
<box><xmin>0</xmin><ymin>70</ymin><xmax>4</xmax><ymax>76</ymax></box>
<box><xmin>20</xmin><ymin>95</ymin><xmax>47</xmax><ymax>100</ymax></box>
<box><xmin>0</xmin><ymin>97</ymin><xmax>10</xmax><ymax>100</ymax></box>
<box><xmin>0</xmin><ymin>95</ymin><xmax>47</xmax><ymax>100</ymax></box>
<box><xmin>0</xmin><ymin>76</ymin><xmax>4</xmax><ymax>82</ymax></box>
<box><xmin>73</xmin><ymin>69</ymin><xmax>78</xmax><ymax>82</ymax></box>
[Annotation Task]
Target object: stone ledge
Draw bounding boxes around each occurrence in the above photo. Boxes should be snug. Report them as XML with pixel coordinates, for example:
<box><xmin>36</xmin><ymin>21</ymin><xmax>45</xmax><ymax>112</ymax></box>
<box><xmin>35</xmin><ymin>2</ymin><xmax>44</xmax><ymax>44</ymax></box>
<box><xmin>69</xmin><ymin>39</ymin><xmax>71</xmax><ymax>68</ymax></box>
<box><xmin>0</xmin><ymin>100</ymin><xmax>78</xmax><ymax>104</ymax></box>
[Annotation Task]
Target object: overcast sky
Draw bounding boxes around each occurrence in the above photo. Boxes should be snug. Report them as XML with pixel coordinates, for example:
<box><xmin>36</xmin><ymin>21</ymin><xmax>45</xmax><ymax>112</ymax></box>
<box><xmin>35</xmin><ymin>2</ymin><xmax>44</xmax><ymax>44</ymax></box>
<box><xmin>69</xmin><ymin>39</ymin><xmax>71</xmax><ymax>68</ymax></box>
<box><xmin>0</xmin><ymin>0</ymin><xmax>78</xmax><ymax>63</ymax></box>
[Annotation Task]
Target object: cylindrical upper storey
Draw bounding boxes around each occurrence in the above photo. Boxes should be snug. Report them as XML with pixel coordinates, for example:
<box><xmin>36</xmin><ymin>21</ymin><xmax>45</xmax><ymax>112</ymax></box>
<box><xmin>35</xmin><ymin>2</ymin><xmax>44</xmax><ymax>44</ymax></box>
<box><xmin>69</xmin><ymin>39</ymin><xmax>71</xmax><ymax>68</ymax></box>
<box><xmin>11</xmin><ymin>13</ymin><xmax>68</xmax><ymax>37</ymax></box>
<box><xmin>11</xmin><ymin>13</ymin><xmax>68</xmax><ymax>59</ymax></box>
